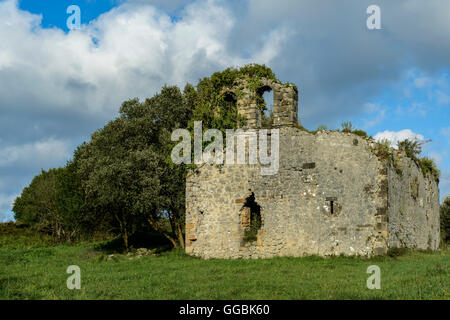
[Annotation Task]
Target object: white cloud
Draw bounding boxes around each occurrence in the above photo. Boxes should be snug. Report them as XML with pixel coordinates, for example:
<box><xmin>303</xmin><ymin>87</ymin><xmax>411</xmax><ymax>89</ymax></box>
<box><xmin>0</xmin><ymin>138</ymin><xmax>71</xmax><ymax>168</ymax></box>
<box><xmin>0</xmin><ymin>0</ymin><xmax>288</xmax><ymax>118</ymax></box>
<box><xmin>1</xmin><ymin>0</ymin><xmax>449</xmax><ymax>131</ymax></box>
<box><xmin>252</xmin><ymin>26</ymin><xmax>293</xmax><ymax>65</ymax></box>
<box><xmin>121</xmin><ymin>0</ymin><xmax>188</xmax><ymax>12</ymax></box>
<box><xmin>374</xmin><ymin>129</ymin><xmax>425</xmax><ymax>149</ymax></box>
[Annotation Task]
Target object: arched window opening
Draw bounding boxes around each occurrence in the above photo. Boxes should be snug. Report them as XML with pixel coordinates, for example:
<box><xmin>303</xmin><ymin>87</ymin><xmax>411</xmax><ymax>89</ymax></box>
<box><xmin>223</xmin><ymin>91</ymin><xmax>237</xmax><ymax>111</ymax></box>
<box><xmin>257</xmin><ymin>86</ymin><xmax>273</xmax><ymax>128</ymax></box>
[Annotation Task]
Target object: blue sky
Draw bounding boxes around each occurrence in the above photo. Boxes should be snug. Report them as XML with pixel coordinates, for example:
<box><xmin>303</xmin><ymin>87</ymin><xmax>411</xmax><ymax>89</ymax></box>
<box><xmin>18</xmin><ymin>0</ymin><xmax>119</xmax><ymax>30</ymax></box>
<box><xmin>0</xmin><ymin>0</ymin><xmax>449</xmax><ymax>221</ymax></box>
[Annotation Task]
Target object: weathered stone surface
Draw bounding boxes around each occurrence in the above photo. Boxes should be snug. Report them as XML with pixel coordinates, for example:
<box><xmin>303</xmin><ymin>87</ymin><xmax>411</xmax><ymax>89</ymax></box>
<box><xmin>185</xmin><ymin>78</ymin><xmax>440</xmax><ymax>259</ymax></box>
<box><xmin>387</xmin><ymin>157</ymin><xmax>440</xmax><ymax>250</ymax></box>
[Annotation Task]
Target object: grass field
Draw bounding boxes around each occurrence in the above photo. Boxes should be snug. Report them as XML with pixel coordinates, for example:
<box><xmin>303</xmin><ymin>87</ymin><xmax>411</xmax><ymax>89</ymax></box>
<box><xmin>1</xmin><ymin>239</ymin><xmax>449</xmax><ymax>300</ymax></box>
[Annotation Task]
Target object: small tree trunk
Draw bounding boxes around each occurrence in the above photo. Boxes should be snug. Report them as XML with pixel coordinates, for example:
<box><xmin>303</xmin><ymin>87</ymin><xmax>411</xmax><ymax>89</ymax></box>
<box><xmin>169</xmin><ymin>211</ymin><xmax>184</xmax><ymax>249</ymax></box>
<box><xmin>123</xmin><ymin>226</ymin><xmax>129</xmax><ymax>252</ymax></box>
<box><xmin>176</xmin><ymin>221</ymin><xmax>185</xmax><ymax>249</ymax></box>
<box><xmin>175</xmin><ymin>207</ymin><xmax>185</xmax><ymax>249</ymax></box>
<box><xmin>115</xmin><ymin>212</ymin><xmax>129</xmax><ymax>252</ymax></box>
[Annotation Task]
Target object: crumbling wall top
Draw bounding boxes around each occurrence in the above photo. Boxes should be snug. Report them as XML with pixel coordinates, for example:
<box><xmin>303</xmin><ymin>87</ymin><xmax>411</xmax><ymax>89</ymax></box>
<box><xmin>229</xmin><ymin>77</ymin><xmax>298</xmax><ymax>129</ymax></box>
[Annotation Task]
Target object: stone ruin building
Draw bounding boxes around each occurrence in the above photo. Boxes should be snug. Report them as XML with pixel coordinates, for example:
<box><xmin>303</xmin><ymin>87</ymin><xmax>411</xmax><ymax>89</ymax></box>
<box><xmin>185</xmin><ymin>74</ymin><xmax>440</xmax><ymax>259</ymax></box>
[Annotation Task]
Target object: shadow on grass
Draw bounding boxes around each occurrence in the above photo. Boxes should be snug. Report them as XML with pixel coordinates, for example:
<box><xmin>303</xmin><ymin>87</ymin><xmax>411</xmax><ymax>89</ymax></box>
<box><xmin>95</xmin><ymin>231</ymin><xmax>174</xmax><ymax>254</ymax></box>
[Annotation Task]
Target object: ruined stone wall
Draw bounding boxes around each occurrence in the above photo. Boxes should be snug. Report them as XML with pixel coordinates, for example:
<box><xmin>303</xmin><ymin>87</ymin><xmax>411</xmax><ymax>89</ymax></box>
<box><xmin>186</xmin><ymin>129</ymin><xmax>396</xmax><ymax>258</ymax></box>
<box><xmin>386</xmin><ymin>153</ymin><xmax>440</xmax><ymax>250</ymax></box>
<box><xmin>236</xmin><ymin>78</ymin><xmax>298</xmax><ymax>129</ymax></box>
<box><xmin>185</xmin><ymin>72</ymin><xmax>440</xmax><ymax>259</ymax></box>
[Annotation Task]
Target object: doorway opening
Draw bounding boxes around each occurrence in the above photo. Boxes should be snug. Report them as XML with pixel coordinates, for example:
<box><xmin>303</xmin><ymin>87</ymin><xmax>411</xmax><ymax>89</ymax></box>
<box><xmin>240</xmin><ymin>193</ymin><xmax>262</xmax><ymax>243</ymax></box>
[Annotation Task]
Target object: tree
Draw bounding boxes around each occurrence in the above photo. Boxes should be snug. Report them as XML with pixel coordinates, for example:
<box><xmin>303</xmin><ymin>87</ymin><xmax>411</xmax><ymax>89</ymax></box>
<box><xmin>13</xmin><ymin>168</ymin><xmax>63</xmax><ymax>240</ymax></box>
<box><xmin>54</xmin><ymin>160</ymin><xmax>106</xmax><ymax>241</ymax></box>
<box><xmin>12</xmin><ymin>164</ymin><xmax>97</xmax><ymax>242</ymax></box>
<box><xmin>75</xmin><ymin>86</ymin><xmax>193</xmax><ymax>250</ymax></box>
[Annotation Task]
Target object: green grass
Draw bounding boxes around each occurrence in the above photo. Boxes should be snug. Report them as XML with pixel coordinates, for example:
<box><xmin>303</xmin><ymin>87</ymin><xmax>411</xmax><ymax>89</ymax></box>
<box><xmin>0</xmin><ymin>242</ymin><xmax>449</xmax><ymax>300</ymax></box>
<box><xmin>0</xmin><ymin>222</ymin><xmax>54</xmax><ymax>249</ymax></box>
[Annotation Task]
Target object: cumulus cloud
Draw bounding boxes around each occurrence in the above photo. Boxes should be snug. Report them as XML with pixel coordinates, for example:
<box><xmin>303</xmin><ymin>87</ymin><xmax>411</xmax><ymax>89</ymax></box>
<box><xmin>0</xmin><ymin>0</ymin><xmax>233</xmax><ymax>117</ymax></box>
<box><xmin>374</xmin><ymin>129</ymin><xmax>425</xmax><ymax>148</ymax></box>
<box><xmin>121</xmin><ymin>0</ymin><xmax>189</xmax><ymax>12</ymax></box>
<box><xmin>0</xmin><ymin>0</ymin><xmax>290</xmax><ymax>144</ymax></box>
<box><xmin>0</xmin><ymin>0</ymin><xmax>290</xmax><ymax>221</ymax></box>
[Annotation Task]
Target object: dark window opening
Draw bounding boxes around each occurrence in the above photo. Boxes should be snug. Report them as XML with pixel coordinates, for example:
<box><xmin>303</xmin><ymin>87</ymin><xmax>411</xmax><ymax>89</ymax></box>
<box><xmin>326</xmin><ymin>197</ymin><xmax>338</xmax><ymax>216</ymax></box>
<box><xmin>240</xmin><ymin>192</ymin><xmax>262</xmax><ymax>243</ymax></box>
<box><xmin>302</xmin><ymin>162</ymin><xmax>316</xmax><ymax>169</ymax></box>
<box><xmin>223</xmin><ymin>91</ymin><xmax>237</xmax><ymax>111</ymax></box>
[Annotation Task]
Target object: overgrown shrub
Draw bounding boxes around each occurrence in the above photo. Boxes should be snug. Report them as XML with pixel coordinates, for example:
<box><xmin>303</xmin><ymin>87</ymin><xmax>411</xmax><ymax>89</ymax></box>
<box><xmin>374</xmin><ymin>138</ymin><xmax>393</xmax><ymax>163</ymax></box>
<box><xmin>352</xmin><ymin>129</ymin><xmax>368</xmax><ymax>138</ymax></box>
<box><xmin>419</xmin><ymin>157</ymin><xmax>440</xmax><ymax>182</ymax></box>
<box><xmin>243</xmin><ymin>213</ymin><xmax>262</xmax><ymax>243</ymax></box>
<box><xmin>396</xmin><ymin>139</ymin><xmax>439</xmax><ymax>182</ymax></box>
<box><xmin>341</xmin><ymin>121</ymin><xmax>354</xmax><ymax>132</ymax></box>
<box><xmin>340</xmin><ymin>121</ymin><xmax>368</xmax><ymax>138</ymax></box>
<box><xmin>397</xmin><ymin>139</ymin><xmax>423</xmax><ymax>160</ymax></box>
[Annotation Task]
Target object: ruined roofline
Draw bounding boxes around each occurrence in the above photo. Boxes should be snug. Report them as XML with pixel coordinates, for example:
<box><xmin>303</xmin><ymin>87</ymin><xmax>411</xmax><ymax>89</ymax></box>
<box><xmin>289</xmin><ymin>127</ymin><xmax>440</xmax><ymax>184</ymax></box>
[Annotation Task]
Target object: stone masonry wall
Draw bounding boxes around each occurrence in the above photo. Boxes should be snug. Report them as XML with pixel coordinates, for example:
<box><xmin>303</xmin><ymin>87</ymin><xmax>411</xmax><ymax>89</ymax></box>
<box><xmin>186</xmin><ymin>129</ymin><xmax>397</xmax><ymax>258</ymax></box>
<box><xmin>386</xmin><ymin>152</ymin><xmax>440</xmax><ymax>250</ymax></box>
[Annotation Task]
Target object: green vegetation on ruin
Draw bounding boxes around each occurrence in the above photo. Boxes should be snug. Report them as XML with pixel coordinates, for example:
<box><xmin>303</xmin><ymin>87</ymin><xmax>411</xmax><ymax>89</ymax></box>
<box><xmin>294</xmin><ymin>121</ymin><xmax>440</xmax><ymax>183</ymax></box>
